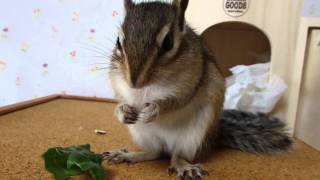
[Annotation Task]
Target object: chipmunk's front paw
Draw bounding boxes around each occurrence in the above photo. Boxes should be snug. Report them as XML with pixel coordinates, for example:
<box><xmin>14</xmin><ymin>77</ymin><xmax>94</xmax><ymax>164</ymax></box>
<box><xmin>138</xmin><ymin>102</ymin><xmax>159</xmax><ymax>123</ymax></box>
<box><xmin>115</xmin><ymin>104</ymin><xmax>138</xmax><ymax>124</ymax></box>
<box><xmin>102</xmin><ymin>149</ymin><xmax>134</xmax><ymax>164</ymax></box>
<box><xmin>167</xmin><ymin>164</ymin><xmax>209</xmax><ymax>180</ymax></box>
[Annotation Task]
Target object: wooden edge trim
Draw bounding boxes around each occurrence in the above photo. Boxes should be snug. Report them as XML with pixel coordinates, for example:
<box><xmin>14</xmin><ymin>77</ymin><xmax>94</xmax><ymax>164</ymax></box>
<box><xmin>0</xmin><ymin>94</ymin><xmax>61</xmax><ymax>116</ymax></box>
<box><xmin>0</xmin><ymin>94</ymin><xmax>118</xmax><ymax>116</ymax></box>
<box><xmin>60</xmin><ymin>95</ymin><xmax>118</xmax><ymax>103</ymax></box>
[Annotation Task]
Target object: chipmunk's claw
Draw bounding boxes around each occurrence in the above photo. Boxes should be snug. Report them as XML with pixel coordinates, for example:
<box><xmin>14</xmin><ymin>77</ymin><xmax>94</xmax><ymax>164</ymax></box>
<box><xmin>116</xmin><ymin>104</ymin><xmax>138</xmax><ymax>124</ymax></box>
<box><xmin>102</xmin><ymin>149</ymin><xmax>136</xmax><ymax>164</ymax></box>
<box><xmin>167</xmin><ymin>164</ymin><xmax>209</xmax><ymax>180</ymax></box>
<box><xmin>138</xmin><ymin>102</ymin><xmax>159</xmax><ymax>123</ymax></box>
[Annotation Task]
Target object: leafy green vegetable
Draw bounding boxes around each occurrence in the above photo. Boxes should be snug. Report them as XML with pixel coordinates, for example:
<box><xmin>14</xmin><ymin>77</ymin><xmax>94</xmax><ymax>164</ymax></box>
<box><xmin>42</xmin><ymin>144</ymin><xmax>104</xmax><ymax>180</ymax></box>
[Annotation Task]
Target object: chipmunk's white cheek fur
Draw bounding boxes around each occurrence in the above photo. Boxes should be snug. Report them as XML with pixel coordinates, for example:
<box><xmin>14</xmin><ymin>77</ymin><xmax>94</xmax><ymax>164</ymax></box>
<box><xmin>113</xmin><ymin>74</ymin><xmax>177</xmax><ymax>109</ymax></box>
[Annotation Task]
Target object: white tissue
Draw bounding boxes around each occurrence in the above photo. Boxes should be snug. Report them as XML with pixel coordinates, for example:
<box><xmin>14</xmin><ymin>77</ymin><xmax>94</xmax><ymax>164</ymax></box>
<box><xmin>224</xmin><ymin>63</ymin><xmax>287</xmax><ymax>114</ymax></box>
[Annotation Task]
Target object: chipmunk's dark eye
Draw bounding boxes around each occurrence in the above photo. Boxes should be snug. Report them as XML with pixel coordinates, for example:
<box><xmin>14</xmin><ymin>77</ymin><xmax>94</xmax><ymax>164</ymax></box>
<box><xmin>159</xmin><ymin>32</ymin><xmax>174</xmax><ymax>56</ymax></box>
<box><xmin>116</xmin><ymin>37</ymin><xmax>122</xmax><ymax>51</ymax></box>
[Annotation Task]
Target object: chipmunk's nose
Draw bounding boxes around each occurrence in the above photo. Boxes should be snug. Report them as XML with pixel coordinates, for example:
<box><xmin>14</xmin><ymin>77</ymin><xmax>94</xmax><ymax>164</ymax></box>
<box><xmin>129</xmin><ymin>71</ymin><xmax>145</xmax><ymax>88</ymax></box>
<box><xmin>130</xmin><ymin>75</ymin><xmax>139</xmax><ymax>88</ymax></box>
<box><xmin>126</xmin><ymin>56</ymin><xmax>151</xmax><ymax>88</ymax></box>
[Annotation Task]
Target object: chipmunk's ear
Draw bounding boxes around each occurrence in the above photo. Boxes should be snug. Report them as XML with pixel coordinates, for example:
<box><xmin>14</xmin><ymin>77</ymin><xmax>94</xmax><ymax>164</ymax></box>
<box><xmin>174</xmin><ymin>0</ymin><xmax>189</xmax><ymax>31</ymax></box>
<box><xmin>124</xmin><ymin>0</ymin><xmax>134</xmax><ymax>11</ymax></box>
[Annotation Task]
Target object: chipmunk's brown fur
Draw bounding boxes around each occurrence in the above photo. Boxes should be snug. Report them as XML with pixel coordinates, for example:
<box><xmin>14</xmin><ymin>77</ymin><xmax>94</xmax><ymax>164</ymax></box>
<box><xmin>104</xmin><ymin>0</ymin><xmax>292</xmax><ymax>179</ymax></box>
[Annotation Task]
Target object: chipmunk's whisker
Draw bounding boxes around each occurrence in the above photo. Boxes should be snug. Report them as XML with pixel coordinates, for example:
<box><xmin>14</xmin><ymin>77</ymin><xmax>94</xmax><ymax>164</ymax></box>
<box><xmin>76</xmin><ymin>41</ymin><xmax>109</xmax><ymax>53</ymax></box>
<box><xmin>90</xmin><ymin>62</ymin><xmax>109</xmax><ymax>65</ymax></box>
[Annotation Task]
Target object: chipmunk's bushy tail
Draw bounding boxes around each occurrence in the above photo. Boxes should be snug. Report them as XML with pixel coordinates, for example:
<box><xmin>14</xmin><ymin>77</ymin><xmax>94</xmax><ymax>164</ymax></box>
<box><xmin>215</xmin><ymin>110</ymin><xmax>293</xmax><ymax>154</ymax></box>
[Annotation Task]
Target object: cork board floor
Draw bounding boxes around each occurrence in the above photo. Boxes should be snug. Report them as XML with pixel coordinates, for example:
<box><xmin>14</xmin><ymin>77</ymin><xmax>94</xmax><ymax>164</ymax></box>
<box><xmin>0</xmin><ymin>99</ymin><xmax>320</xmax><ymax>180</ymax></box>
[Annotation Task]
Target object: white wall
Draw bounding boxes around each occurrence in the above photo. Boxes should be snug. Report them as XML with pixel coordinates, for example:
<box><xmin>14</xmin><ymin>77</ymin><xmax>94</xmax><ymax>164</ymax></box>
<box><xmin>0</xmin><ymin>0</ymin><xmax>125</xmax><ymax>106</ymax></box>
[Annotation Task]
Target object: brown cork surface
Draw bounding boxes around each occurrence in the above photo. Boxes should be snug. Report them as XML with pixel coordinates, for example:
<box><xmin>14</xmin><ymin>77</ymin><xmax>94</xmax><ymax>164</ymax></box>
<box><xmin>0</xmin><ymin>99</ymin><xmax>320</xmax><ymax>180</ymax></box>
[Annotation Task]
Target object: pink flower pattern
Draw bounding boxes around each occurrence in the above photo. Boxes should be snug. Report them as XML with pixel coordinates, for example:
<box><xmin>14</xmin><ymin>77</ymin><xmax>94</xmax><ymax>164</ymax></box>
<box><xmin>0</xmin><ymin>0</ymin><xmax>123</xmax><ymax>106</ymax></box>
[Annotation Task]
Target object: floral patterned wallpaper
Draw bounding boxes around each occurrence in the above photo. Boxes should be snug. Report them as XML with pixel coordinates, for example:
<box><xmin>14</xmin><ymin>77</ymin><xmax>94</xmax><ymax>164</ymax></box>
<box><xmin>0</xmin><ymin>0</ymin><xmax>318</xmax><ymax>107</ymax></box>
<box><xmin>0</xmin><ymin>0</ymin><xmax>124</xmax><ymax>106</ymax></box>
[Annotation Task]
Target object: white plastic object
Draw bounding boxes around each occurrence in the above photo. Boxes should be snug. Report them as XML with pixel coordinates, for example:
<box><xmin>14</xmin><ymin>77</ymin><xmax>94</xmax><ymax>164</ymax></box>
<box><xmin>224</xmin><ymin>63</ymin><xmax>287</xmax><ymax>114</ymax></box>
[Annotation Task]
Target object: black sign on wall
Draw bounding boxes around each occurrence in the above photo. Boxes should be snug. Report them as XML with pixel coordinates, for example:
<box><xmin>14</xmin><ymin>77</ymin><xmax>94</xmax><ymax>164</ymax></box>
<box><xmin>223</xmin><ymin>0</ymin><xmax>250</xmax><ymax>17</ymax></box>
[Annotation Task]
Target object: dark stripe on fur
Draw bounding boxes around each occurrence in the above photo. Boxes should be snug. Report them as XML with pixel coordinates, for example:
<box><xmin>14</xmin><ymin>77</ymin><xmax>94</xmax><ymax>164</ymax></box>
<box><xmin>215</xmin><ymin>110</ymin><xmax>293</xmax><ymax>154</ymax></box>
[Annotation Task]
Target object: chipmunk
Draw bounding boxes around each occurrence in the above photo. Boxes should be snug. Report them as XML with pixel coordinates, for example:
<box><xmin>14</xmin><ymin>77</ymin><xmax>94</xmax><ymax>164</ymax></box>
<box><xmin>103</xmin><ymin>0</ymin><xmax>292</xmax><ymax>179</ymax></box>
